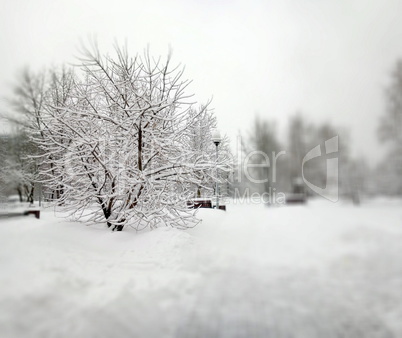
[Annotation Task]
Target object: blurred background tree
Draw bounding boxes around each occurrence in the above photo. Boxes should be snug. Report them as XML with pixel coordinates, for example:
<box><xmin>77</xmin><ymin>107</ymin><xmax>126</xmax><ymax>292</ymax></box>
<box><xmin>378</xmin><ymin>60</ymin><xmax>402</xmax><ymax>195</ymax></box>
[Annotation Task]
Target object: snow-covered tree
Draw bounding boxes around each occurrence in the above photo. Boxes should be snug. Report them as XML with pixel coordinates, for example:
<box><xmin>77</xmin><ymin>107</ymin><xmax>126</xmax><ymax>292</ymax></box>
<box><xmin>0</xmin><ymin>132</ymin><xmax>38</xmax><ymax>202</ymax></box>
<box><xmin>39</xmin><ymin>67</ymin><xmax>75</xmax><ymax>201</ymax></box>
<box><xmin>1</xmin><ymin>70</ymin><xmax>48</xmax><ymax>201</ymax></box>
<box><xmin>3</xmin><ymin>67</ymin><xmax>76</xmax><ymax>202</ymax></box>
<box><xmin>185</xmin><ymin>107</ymin><xmax>232</xmax><ymax>198</ymax></box>
<box><xmin>378</xmin><ymin>59</ymin><xmax>402</xmax><ymax>194</ymax></box>
<box><xmin>33</xmin><ymin>45</ymin><xmax>223</xmax><ymax>230</ymax></box>
<box><xmin>379</xmin><ymin>60</ymin><xmax>402</xmax><ymax>147</ymax></box>
<box><xmin>246</xmin><ymin>116</ymin><xmax>283</xmax><ymax>194</ymax></box>
<box><xmin>287</xmin><ymin>114</ymin><xmax>308</xmax><ymax>182</ymax></box>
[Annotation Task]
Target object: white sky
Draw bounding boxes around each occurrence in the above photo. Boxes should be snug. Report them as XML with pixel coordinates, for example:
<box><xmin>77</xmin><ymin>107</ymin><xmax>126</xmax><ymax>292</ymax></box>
<box><xmin>1</xmin><ymin>0</ymin><xmax>402</xmax><ymax>163</ymax></box>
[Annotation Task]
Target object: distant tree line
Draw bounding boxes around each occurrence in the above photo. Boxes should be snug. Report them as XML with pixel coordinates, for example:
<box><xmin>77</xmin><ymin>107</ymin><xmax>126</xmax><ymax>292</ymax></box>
<box><xmin>232</xmin><ymin>113</ymin><xmax>369</xmax><ymax>204</ymax></box>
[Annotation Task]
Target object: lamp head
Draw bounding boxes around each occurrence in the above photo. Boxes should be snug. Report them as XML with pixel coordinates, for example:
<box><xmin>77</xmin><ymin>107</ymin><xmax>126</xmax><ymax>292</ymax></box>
<box><xmin>211</xmin><ymin>129</ymin><xmax>221</xmax><ymax>146</ymax></box>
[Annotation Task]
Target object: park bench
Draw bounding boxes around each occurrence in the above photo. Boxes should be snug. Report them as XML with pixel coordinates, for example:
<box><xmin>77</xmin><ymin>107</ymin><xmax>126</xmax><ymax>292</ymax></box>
<box><xmin>187</xmin><ymin>199</ymin><xmax>212</xmax><ymax>209</ymax></box>
<box><xmin>0</xmin><ymin>210</ymin><xmax>40</xmax><ymax>219</ymax></box>
<box><xmin>285</xmin><ymin>193</ymin><xmax>307</xmax><ymax>204</ymax></box>
<box><xmin>187</xmin><ymin>199</ymin><xmax>226</xmax><ymax>211</ymax></box>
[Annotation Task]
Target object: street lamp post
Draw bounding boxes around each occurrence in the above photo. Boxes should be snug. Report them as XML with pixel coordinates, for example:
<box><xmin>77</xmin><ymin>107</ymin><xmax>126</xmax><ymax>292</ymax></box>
<box><xmin>211</xmin><ymin>129</ymin><xmax>221</xmax><ymax>210</ymax></box>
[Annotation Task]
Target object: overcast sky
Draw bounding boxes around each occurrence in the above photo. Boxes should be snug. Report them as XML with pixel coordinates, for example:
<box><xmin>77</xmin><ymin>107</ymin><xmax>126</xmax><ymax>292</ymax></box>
<box><xmin>1</xmin><ymin>0</ymin><xmax>402</xmax><ymax>163</ymax></box>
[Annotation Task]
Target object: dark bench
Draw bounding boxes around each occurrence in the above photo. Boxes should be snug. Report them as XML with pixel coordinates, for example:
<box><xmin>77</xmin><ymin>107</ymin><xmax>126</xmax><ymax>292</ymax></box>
<box><xmin>285</xmin><ymin>193</ymin><xmax>307</xmax><ymax>204</ymax></box>
<box><xmin>0</xmin><ymin>210</ymin><xmax>40</xmax><ymax>219</ymax></box>
<box><xmin>23</xmin><ymin>210</ymin><xmax>40</xmax><ymax>219</ymax></box>
<box><xmin>187</xmin><ymin>199</ymin><xmax>212</xmax><ymax>209</ymax></box>
<box><xmin>187</xmin><ymin>200</ymin><xmax>227</xmax><ymax>211</ymax></box>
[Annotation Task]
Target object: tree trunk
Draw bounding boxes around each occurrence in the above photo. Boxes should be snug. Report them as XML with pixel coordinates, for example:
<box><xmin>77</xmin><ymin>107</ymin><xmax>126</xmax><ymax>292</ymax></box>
<box><xmin>27</xmin><ymin>185</ymin><xmax>34</xmax><ymax>204</ymax></box>
<box><xmin>17</xmin><ymin>187</ymin><xmax>23</xmax><ymax>202</ymax></box>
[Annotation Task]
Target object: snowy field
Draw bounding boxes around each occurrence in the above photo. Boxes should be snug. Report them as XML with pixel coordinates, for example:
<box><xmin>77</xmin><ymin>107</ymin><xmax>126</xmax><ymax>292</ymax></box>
<box><xmin>0</xmin><ymin>199</ymin><xmax>402</xmax><ymax>338</ymax></box>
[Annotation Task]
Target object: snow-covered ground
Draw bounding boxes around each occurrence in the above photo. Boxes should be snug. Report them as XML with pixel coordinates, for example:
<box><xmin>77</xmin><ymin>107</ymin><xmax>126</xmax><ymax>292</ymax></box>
<box><xmin>0</xmin><ymin>198</ymin><xmax>401</xmax><ymax>338</ymax></box>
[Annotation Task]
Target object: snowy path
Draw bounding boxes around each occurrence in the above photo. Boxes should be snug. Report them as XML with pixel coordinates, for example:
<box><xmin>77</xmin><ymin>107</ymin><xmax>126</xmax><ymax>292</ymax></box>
<box><xmin>0</xmin><ymin>199</ymin><xmax>402</xmax><ymax>337</ymax></box>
